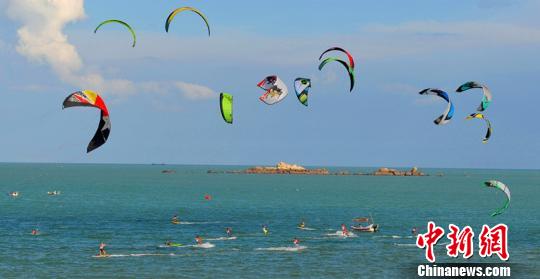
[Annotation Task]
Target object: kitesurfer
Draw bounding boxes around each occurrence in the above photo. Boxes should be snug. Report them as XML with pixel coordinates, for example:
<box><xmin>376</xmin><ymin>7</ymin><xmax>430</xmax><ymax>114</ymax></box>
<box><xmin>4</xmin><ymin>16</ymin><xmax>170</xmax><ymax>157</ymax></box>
<box><xmin>195</xmin><ymin>235</ymin><xmax>203</xmax><ymax>245</ymax></box>
<box><xmin>171</xmin><ymin>214</ymin><xmax>179</xmax><ymax>223</ymax></box>
<box><xmin>226</xmin><ymin>227</ymin><xmax>233</xmax><ymax>237</ymax></box>
<box><xmin>341</xmin><ymin>224</ymin><xmax>349</xmax><ymax>236</ymax></box>
<box><xmin>298</xmin><ymin>220</ymin><xmax>305</xmax><ymax>229</ymax></box>
<box><xmin>262</xmin><ymin>225</ymin><xmax>269</xmax><ymax>236</ymax></box>
<box><xmin>31</xmin><ymin>229</ymin><xmax>39</xmax><ymax>236</ymax></box>
<box><xmin>412</xmin><ymin>227</ymin><xmax>417</xmax><ymax>236</ymax></box>
<box><xmin>99</xmin><ymin>242</ymin><xmax>107</xmax><ymax>256</ymax></box>
<box><xmin>293</xmin><ymin>237</ymin><xmax>300</xmax><ymax>246</ymax></box>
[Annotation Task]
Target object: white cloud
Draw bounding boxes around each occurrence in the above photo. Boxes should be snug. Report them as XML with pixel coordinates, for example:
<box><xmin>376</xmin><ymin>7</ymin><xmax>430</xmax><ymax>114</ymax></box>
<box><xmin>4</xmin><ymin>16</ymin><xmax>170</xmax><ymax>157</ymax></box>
<box><xmin>5</xmin><ymin>0</ymin><xmax>212</xmax><ymax>102</ymax></box>
<box><xmin>174</xmin><ymin>81</ymin><xmax>216</xmax><ymax>100</ymax></box>
<box><xmin>5</xmin><ymin>0</ymin><xmax>136</xmax><ymax>96</ymax></box>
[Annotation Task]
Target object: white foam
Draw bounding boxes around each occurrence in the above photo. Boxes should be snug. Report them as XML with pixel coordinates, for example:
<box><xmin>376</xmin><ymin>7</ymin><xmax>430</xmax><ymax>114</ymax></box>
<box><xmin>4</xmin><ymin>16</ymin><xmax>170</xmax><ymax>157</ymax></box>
<box><xmin>256</xmin><ymin>246</ymin><xmax>307</xmax><ymax>252</ymax></box>
<box><xmin>193</xmin><ymin>242</ymin><xmax>215</xmax><ymax>249</ymax></box>
<box><xmin>206</xmin><ymin>236</ymin><xmax>237</xmax><ymax>241</ymax></box>
<box><xmin>326</xmin><ymin>231</ymin><xmax>357</xmax><ymax>238</ymax></box>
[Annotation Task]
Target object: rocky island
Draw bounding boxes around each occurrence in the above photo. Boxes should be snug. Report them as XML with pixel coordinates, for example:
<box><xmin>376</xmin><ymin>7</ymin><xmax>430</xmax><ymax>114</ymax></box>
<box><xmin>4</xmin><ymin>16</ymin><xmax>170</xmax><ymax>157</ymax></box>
<box><xmin>208</xmin><ymin>162</ymin><xmax>428</xmax><ymax>176</ymax></box>
<box><xmin>372</xmin><ymin>167</ymin><xmax>424</xmax><ymax>176</ymax></box>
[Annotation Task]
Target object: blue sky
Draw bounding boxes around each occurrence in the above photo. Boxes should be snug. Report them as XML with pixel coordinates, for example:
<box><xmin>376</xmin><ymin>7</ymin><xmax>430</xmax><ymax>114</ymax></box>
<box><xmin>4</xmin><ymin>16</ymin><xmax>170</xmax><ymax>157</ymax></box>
<box><xmin>0</xmin><ymin>0</ymin><xmax>539</xmax><ymax>169</ymax></box>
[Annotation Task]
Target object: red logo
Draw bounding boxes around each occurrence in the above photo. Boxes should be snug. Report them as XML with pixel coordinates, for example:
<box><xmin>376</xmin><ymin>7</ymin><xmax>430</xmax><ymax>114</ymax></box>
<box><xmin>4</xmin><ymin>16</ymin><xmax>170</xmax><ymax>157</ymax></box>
<box><xmin>479</xmin><ymin>224</ymin><xmax>509</xmax><ymax>261</ymax></box>
<box><xmin>417</xmin><ymin>222</ymin><xmax>509</xmax><ymax>262</ymax></box>
<box><xmin>416</xmin><ymin>221</ymin><xmax>445</xmax><ymax>263</ymax></box>
<box><xmin>446</xmin><ymin>224</ymin><xmax>474</xmax><ymax>259</ymax></box>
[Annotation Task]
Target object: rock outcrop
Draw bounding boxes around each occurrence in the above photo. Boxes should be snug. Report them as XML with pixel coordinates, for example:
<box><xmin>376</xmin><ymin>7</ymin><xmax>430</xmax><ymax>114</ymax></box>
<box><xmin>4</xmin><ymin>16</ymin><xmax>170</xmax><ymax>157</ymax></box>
<box><xmin>243</xmin><ymin>162</ymin><xmax>329</xmax><ymax>175</ymax></box>
<box><xmin>372</xmin><ymin>166</ymin><xmax>424</xmax><ymax>176</ymax></box>
<box><xmin>208</xmin><ymin>163</ymin><xmax>427</xmax><ymax>176</ymax></box>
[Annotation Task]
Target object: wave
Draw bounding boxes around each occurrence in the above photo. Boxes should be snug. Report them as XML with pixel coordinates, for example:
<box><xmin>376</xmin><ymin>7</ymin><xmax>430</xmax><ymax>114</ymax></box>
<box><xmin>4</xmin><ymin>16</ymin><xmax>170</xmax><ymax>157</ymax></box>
<box><xmin>192</xmin><ymin>242</ymin><xmax>215</xmax><ymax>249</ymax></box>
<box><xmin>157</xmin><ymin>245</ymin><xmax>187</xmax><ymax>249</ymax></box>
<box><xmin>394</xmin><ymin>243</ymin><xmax>417</xmax><ymax>247</ymax></box>
<box><xmin>206</xmin><ymin>236</ymin><xmax>237</xmax><ymax>241</ymax></box>
<box><xmin>374</xmin><ymin>235</ymin><xmax>414</xmax><ymax>239</ymax></box>
<box><xmin>93</xmin><ymin>253</ymin><xmax>175</xmax><ymax>258</ymax></box>
<box><xmin>298</xmin><ymin>227</ymin><xmax>316</xmax><ymax>231</ymax></box>
<box><xmin>326</xmin><ymin>231</ymin><xmax>357</xmax><ymax>238</ymax></box>
<box><xmin>177</xmin><ymin>221</ymin><xmax>227</xmax><ymax>225</ymax></box>
<box><xmin>256</xmin><ymin>246</ymin><xmax>307</xmax><ymax>252</ymax></box>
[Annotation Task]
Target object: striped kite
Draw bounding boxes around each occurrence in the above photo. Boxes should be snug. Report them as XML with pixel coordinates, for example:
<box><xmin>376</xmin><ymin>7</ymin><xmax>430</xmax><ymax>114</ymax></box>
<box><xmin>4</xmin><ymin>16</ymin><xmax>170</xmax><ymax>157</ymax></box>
<box><xmin>419</xmin><ymin>88</ymin><xmax>454</xmax><ymax>125</ymax></box>
<box><xmin>165</xmin><ymin>7</ymin><xmax>210</xmax><ymax>36</ymax></box>
<box><xmin>62</xmin><ymin>90</ymin><xmax>111</xmax><ymax>153</ymax></box>
<box><xmin>94</xmin><ymin>19</ymin><xmax>137</xmax><ymax>47</ymax></box>
<box><xmin>456</xmin><ymin>81</ymin><xmax>492</xmax><ymax>111</ymax></box>
<box><xmin>484</xmin><ymin>180</ymin><xmax>510</xmax><ymax>216</ymax></box>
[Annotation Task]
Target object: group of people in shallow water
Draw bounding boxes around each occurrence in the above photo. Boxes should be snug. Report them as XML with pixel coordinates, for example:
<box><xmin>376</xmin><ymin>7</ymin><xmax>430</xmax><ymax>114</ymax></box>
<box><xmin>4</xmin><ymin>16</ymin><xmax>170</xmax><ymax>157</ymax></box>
<box><xmin>93</xmin><ymin>215</ymin><xmax>419</xmax><ymax>256</ymax></box>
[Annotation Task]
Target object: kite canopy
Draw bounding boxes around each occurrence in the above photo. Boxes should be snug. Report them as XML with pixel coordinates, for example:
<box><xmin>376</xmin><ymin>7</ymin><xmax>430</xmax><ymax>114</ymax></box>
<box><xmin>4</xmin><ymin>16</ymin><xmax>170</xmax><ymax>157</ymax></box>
<box><xmin>319</xmin><ymin>47</ymin><xmax>355</xmax><ymax>69</ymax></box>
<box><xmin>62</xmin><ymin>90</ymin><xmax>111</xmax><ymax>153</ymax></box>
<box><xmin>318</xmin><ymin>57</ymin><xmax>355</xmax><ymax>92</ymax></box>
<box><xmin>94</xmin><ymin>19</ymin><xmax>137</xmax><ymax>47</ymax></box>
<box><xmin>484</xmin><ymin>180</ymin><xmax>510</xmax><ymax>216</ymax></box>
<box><xmin>456</xmin><ymin>81</ymin><xmax>492</xmax><ymax>111</ymax></box>
<box><xmin>220</xmin><ymin>93</ymin><xmax>233</xmax><ymax>124</ymax></box>
<box><xmin>294</xmin><ymin>78</ymin><xmax>311</xmax><ymax>106</ymax></box>
<box><xmin>257</xmin><ymin>75</ymin><xmax>288</xmax><ymax>105</ymax></box>
<box><xmin>165</xmin><ymin>7</ymin><xmax>211</xmax><ymax>36</ymax></box>
<box><xmin>466</xmin><ymin>113</ymin><xmax>492</xmax><ymax>143</ymax></box>
<box><xmin>418</xmin><ymin>88</ymin><xmax>454</xmax><ymax>125</ymax></box>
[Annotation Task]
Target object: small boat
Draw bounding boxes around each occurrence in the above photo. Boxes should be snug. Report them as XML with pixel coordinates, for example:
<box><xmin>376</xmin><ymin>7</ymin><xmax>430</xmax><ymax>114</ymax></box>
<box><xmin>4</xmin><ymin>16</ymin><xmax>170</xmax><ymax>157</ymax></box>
<box><xmin>350</xmin><ymin>216</ymin><xmax>379</xmax><ymax>232</ymax></box>
<box><xmin>47</xmin><ymin>191</ymin><xmax>61</xmax><ymax>196</ymax></box>
<box><xmin>9</xmin><ymin>192</ymin><xmax>19</xmax><ymax>197</ymax></box>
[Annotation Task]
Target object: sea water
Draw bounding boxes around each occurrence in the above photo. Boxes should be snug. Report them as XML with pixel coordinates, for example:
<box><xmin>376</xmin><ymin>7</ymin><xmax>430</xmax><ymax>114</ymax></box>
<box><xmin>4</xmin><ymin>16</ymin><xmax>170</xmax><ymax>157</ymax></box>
<box><xmin>0</xmin><ymin>163</ymin><xmax>538</xmax><ymax>278</ymax></box>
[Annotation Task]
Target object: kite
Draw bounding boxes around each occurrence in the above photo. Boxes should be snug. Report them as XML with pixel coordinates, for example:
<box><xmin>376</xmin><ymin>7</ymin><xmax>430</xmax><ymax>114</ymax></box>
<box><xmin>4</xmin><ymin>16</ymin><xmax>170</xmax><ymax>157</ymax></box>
<box><xmin>94</xmin><ymin>19</ymin><xmax>137</xmax><ymax>47</ymax></box>
<box><xmin>456</xmin><ymin>81</ymin><xmax>492</xmax><ymax>111</ymax></box>
<box><xmin>165</xmin><ymin>7</ymin><xmax>210</xmax><ymax>36</ymax></box>
<box><xmin>318</xmin><ymin>57</ymin><xmax>355</xmax><ymax>92</ymax></box>
<box><xmin>484</xmin><ymin>180</ymin><xmax>510</xmax><ymax>216</ymax></box>
<box><xmin>257</xmin><ymin>75</ymin><xmax>288</xmax><ymax>105</ymax></box>
<box><xmin>220</xmin><ymin>93</ymin><xmax>233</xmax><ymax>124</ymax></box>
<box><xmin>418</xmin><ymin>88</ymin><xmax>454</xmax><ymax>125</ymax></box>
<box><xmin>294</xmin><ymin>78</ymin><xmax>311</xmax><ymax>106</ymax></box>
<box><xmin>62</xmin><ymin>90</ymin><xmax>111</xmax><ymax>153</ymax></box>
<box><xmin>319</xmin><ymin>47</ymin><xmax>355</xmax><ymax>69</ymax></box>
<box><xmin>466</xmin><ymin>113</ymin><xmax>492</xmax><ymax>143</ymax></box>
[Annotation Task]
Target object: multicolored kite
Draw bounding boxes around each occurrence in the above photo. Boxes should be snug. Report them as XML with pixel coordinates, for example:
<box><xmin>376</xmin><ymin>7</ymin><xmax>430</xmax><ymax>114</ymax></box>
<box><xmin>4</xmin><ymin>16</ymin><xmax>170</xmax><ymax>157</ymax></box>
<box><xmin>466</xmin><ymin>113</ymin><xmax>492</xmax><ymax>144</ymax></box>
<box><xmin>456</xmin><ymin>81</ymin><xmax>492</xmax><ymax>112</ymax></box>
<box><xmin>62</xmin><ymin>90</ymin><xmax>111</xmax><ymax>153</ymax></box>
<box><xmin>319</xmin><ymin>47</ymin><xmax>356</xmax><ymax>92</ymax></box>
<box><xmin>418</xmin><ymin>88</ymin><xmax>454</xmax><ymax>125</ymax></box>
<box><xmin>294</xmin><ymin>78</ymin><xmax>311</xmax><ymax>106</ymax></box>
<box><xmin>257</xmin><ymin>76</ymin><xmax>288</xmax><ymax>105</ymax></box>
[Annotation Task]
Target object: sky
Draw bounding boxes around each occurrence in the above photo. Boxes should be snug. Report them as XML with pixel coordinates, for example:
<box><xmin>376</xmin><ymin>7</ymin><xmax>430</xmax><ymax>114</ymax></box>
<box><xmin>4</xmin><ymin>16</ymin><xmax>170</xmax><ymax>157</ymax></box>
<box><xmin>0</xmin><ymin>0</ymin><xmax>539</xmax><ymax>169</ymax></box>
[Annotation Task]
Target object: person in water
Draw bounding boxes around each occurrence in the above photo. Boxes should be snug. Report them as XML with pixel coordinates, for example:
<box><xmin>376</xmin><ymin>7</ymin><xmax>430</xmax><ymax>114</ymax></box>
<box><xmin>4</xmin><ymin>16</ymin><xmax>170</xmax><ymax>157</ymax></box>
<box><xmin>226</xmin><ymin>227</ymin><xmax>233</xmax><ymax>237</ymax></box>
<box><xmin>99</xmin><ymin>242</ymin><xmax>107</xmax><ymax>256</ymax></box>
<box><xmin>341</xmin><ymin>224</ymin><xmax>349</xmax><ymax>236</ymax></box>
<box><xmin>293</xmin><ymin>237</ymin><xmax>300</xmax><ymax>246</ymax></box>
<box><xmin>262</xmin><ymin>225</ymin><xmax>269</xmax><ymax>236</ymax></box>
<box><xmin>195</xmin><ymin>235</ymin><xmax>203</xmax><ymax>245</ymax></box>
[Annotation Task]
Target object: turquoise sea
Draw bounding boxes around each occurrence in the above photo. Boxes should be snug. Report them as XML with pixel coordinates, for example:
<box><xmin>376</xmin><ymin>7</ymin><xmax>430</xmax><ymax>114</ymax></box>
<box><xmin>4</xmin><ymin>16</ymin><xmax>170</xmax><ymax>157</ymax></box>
<box><xmin>0</xmin><ymin>164</ymin><xmax>538</xmax><ymax>278</ymax></box>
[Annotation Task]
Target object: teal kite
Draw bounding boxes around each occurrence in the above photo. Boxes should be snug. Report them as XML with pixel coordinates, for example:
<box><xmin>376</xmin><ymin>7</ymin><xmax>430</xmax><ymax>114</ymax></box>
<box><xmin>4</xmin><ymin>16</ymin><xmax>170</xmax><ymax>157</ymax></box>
<box><xmin>484</xmin><ymin>180</ymin><xmax>510</xmax><ymax>217</ymax></box>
